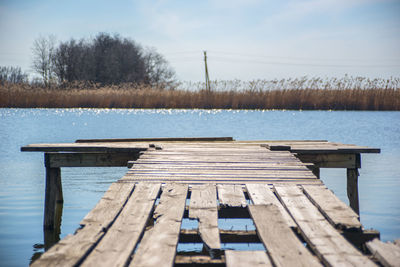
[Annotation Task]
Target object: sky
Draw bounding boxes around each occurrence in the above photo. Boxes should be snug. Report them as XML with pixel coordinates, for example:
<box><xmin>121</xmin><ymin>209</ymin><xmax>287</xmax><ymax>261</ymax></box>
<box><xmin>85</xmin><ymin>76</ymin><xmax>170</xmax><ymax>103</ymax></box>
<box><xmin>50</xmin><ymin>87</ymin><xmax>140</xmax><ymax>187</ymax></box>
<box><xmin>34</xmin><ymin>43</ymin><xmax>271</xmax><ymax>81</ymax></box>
<box><xmin>0</xmin><ymin>0</ymin><xmax>399</xmax><ymax>82</ymax></box>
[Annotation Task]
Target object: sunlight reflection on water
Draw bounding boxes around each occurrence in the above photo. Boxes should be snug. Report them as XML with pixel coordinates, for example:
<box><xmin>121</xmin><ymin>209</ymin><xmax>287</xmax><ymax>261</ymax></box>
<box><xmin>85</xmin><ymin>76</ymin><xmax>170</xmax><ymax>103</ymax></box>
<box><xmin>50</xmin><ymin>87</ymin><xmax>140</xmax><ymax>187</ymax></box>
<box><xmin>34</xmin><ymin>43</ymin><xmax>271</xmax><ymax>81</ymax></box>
<box><xmin>0</xmin><ymin>108</ymin><xmax>399</xmax><ymax>266</ymax></box>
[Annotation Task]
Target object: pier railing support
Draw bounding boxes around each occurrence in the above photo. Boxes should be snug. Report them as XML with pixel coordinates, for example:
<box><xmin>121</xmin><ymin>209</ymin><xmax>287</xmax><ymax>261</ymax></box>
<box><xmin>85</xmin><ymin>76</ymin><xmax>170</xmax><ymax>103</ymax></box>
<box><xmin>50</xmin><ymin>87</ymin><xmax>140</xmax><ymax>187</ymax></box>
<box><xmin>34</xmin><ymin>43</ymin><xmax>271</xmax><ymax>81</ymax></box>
<box><xmin>347</xmin><ymin>168</ymin><xmax>360</xmax><ymax>215</ymax></box>
<box><xmin>44</xmin><ymin>153</ymin><xmax>64</xmax><ymax>230</ymax></box>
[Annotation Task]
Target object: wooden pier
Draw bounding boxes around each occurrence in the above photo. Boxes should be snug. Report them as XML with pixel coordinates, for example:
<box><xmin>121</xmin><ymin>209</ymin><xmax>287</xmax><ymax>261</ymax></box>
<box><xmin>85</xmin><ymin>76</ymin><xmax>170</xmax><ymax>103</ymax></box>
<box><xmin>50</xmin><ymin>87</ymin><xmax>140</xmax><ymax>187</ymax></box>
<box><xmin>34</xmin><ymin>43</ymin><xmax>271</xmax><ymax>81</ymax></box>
<box><xmin>22</xmin><ymin>138</ymin><xmax>399</xmax><ymax>267</ymax></box>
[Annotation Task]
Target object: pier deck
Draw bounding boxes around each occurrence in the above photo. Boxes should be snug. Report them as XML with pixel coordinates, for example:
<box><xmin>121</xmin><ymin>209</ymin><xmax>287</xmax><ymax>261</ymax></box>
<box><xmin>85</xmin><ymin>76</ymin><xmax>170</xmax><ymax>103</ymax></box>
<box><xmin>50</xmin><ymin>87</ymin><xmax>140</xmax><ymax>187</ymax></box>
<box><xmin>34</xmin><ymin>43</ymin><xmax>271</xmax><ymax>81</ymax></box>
<box><xmin>22</xmin><ymin>138</ymin><xmax>394</xmax><ymax>267</ymax></box>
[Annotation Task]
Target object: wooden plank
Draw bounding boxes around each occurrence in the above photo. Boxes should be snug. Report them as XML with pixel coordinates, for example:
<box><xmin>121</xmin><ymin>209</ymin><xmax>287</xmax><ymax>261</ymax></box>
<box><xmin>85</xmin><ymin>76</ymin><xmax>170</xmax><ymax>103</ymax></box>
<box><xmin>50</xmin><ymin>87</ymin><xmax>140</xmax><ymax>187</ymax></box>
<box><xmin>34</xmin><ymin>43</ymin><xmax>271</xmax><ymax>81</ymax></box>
<box><xmin>120</xmin><ymin>178</ymin><xmax>323</xmax><ymax>184</ymax></box>
<box><xmin>129</xmin><ymin>164</ymin><xmax>308</xmax><ymax>169</ymax></box>
<box><xmin>129</xmin><ymin>183</ymin><xmax>188</xmax><ymax>267</ymax></box>
<box><xmin>45</xmin><ymin>152</ymin><xmax>139</xmax><ymax>167</ymax></box>
<box><xmin>174</xmin><ymin>255</ymin><xmax>225</xmax><ymax>265</ymax></box>
<box><xmin>302</xmin><ymin>185</ymin><xmax>361</xmax><ymax>230</ymax></box>
<box><xmin>189</xmin><ymin>184</ymin><xmax>221</xmax><ymax>255</ymax></box>
<box><xmin>127</xmin><ymin>172</ymin><xmax>315</xmax><ymax>179</ymax></box>
<box><xmin>225</xmin><ymin>250</ymin><xmax>273</xmax><ymax>267</ymax></box>
<box><xmin>134</xmin><ymin>159</ymin><xmax>306</xmax><ymax>165</ymax></box>
<box><xmin>292</xmin><ymin>147</ymin><xmax>380</xmax><ymax>154</ymax></box>
<box><xmin>81</xmin><ymin>183</ymin><xmax>161</xmax><ymax>267</ymax></box>
<box><xmin>75</xmin><ymin>137</ymin><xmax>234</xmax><ymax>142</ymax></box>
<box><xmin>179</xmin><ymin>229</ymin><xmax>259</xmax><ymax>243</ymax></box>
<box><xmin>366</xmin><ymin>238</ymin><xmax>400</xmax><ymax>267</ymax></box>
<box><xmin>31</xmin><ymin>182</ymin><xmax>135</xmax><ymax>267</ymax></box>
<box><xmin>21</xmin><ymin>143</ymin><xmax>147</xmax><ymax>153</ymax></box>
<box><xmin>296</xmin><ymin>153</ymin><xmax>359</xmax><ymax>168</ymax></box>
<box><xmin>217</xmin><ymin>184</ymin><xmax>247</xmax><ymax>207</ymax></box>
<box><xmin>265</xmin><ymin>145</ymin><xmax>291</xmax><ymax>151</ymax></box>
<box><xmin>246</xmin><ymin>184</ymin><xmax>296</xmax><ymax>228</ymax></box>
<box><xmin>249</xmin><ymin>205</ymin><xmax>322</xmax><ymax>267</ymax></box>
<box><xmin>274</xmin><ymin>185</ymin><xmax>376</xmax><ymax>267</ymax></box>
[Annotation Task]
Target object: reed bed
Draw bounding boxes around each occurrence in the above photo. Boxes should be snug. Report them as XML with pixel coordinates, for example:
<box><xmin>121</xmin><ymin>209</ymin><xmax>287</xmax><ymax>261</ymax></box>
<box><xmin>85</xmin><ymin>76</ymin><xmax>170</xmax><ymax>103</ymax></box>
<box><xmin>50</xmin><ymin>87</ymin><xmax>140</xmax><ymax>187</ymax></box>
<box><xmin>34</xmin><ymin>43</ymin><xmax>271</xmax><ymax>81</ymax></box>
<box><xmin>1</xmin><ymin>77</ymin><xmax>399</xmax><ymax>110</ymax></box>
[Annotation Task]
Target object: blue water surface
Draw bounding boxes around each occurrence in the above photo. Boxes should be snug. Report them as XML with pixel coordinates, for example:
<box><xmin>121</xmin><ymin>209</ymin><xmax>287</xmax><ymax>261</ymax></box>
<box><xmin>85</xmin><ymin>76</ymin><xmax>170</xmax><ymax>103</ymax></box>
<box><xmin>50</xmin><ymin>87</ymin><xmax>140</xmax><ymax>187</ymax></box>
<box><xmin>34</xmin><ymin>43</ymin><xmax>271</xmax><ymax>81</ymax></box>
<box><xmin>0</xmin><ymin>109</ymin><xmax>399</xmax><ymax>266</ymax></box>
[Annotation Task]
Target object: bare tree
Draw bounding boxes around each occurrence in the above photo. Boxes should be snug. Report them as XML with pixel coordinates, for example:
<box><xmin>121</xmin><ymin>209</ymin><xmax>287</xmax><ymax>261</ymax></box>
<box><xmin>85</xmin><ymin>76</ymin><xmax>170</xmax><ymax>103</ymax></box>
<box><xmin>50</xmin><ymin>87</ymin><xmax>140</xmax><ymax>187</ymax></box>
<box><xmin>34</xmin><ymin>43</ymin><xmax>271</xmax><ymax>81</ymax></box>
<box><xmin>31</xmin><ymin>35</ymin><xmax>56</xmax><ymax>87</ymax></box>
<box><xmin>0</xmin><ymin>66</ymin><xmax>28</xmax><ymax>84</ymax></box>
<box><xmin>143</xmin><ymin>47</ymin><xmax>176</xmax><ymax>88</ymax></box>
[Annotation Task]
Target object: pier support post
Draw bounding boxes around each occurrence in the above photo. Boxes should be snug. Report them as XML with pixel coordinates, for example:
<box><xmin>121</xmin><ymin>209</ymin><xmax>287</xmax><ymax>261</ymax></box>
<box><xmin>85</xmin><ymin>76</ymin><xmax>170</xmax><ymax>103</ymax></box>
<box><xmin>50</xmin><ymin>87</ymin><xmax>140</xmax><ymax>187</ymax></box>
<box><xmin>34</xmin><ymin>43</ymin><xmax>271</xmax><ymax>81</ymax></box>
<box><xmin>44</xmin><ymin>153</ymin><xmax>64</xmax><ymax>230</ymax></box>
<box><xmin>347</xmin><ymin>168</ymin><xmax>359</xmax><ymax>216</ymax></box>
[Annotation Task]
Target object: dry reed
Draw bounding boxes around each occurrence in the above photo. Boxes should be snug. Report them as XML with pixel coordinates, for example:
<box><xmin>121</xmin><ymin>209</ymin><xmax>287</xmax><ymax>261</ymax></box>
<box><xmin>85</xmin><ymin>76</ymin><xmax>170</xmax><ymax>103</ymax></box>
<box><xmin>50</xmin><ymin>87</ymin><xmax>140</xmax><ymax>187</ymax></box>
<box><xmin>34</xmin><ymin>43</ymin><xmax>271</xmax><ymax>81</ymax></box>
<box><xmin>1</xmin><ymin>77</ymin><xmax>399</xmax><ymax>110</ymax></box>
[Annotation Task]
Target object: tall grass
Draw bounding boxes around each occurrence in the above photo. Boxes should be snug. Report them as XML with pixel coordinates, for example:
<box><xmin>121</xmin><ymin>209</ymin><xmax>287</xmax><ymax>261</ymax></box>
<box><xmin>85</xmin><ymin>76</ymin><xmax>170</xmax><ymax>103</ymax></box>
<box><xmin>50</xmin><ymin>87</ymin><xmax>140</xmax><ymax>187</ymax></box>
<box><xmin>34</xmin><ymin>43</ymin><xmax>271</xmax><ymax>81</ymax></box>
<box><xmin>1</xmin><ymin>77</ymin><xmax>399</xmax><ymax>110</ymax></box>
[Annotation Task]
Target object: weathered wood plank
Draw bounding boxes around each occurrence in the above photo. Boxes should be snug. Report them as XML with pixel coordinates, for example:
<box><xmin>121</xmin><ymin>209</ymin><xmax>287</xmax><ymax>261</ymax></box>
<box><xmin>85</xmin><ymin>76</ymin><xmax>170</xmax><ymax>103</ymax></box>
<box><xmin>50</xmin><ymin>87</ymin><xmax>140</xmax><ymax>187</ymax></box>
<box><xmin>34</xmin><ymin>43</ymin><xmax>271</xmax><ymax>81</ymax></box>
<box><xmin>249</xmin><ymin>205</ymin><xmax>322</xmax><ymax>267</ymax></box>
<box><xmin>302</xmin><ymin>185</ymin><xmax>361</xmax><ymax>230</ymax></box>
<box><xmin>246</xmin><ymin>184</ymin><xmax>296</xmax><ymax>228</ymax></box>
<box><xmin>21</xmin><ymin>143</ymin><xmax>147</xmax><ymax>153</ymax></box>
<box><xmin>275</xmin><ymin>185</ymin><xmax>376</xmax><ymax>267</ymax></box>
<box><xmin>75</xmin><ymin>137</ymin><xmax>234</xmax><ymax>142</ymax></box>
<box><xmin>292</xmin><ymin>147</ymin><xmax>380</xmax><ymax>154</ymax></box>
<box><xmin>129</xmin><ymin>183</ymin><xmax>188</xmax><ymax>267</ymax></box>
<box><xmin>131</xmin><ymin>165</ymin><xmax>310</xmax><ymax>171</ymax></box>
<box><xmin>366</xmin><ymin>238</ymin><xmax>400</xmax><ymax>267</ymax></box>
<box><xmin>31</xmin><ymin>182</ymin><xmax>135</xmax><ymax>267</ymax></box>
<box><xmin>179</xmin><ymin>229</ymin><xmax>259</xmax><ymax>243</ymax></box>
<box><xmin>174</xmin><ymin>255</ymin><xmax>225</xmax><ymax>265</ymax></box>
<box><xmin>45</xmin><ymin>152</ymin><xmax>139</xmax><ymax>167</ymax></box>
<box><xmin>81</xmin><ymin>183</ymin><xmax>161</xmax><ymax>267</ymax></box>
<box><xmin>217</xmin><ymin>184</ymin><xmax>247</xmax><ymax>207</ymax></box>
<box><xmin>127</xmin><ymin>172</ymin><xmax>315</xmax><ymax>179</ymax></box>
<box><xmin>296</xmin><ymin>153</ymin><xmax>360</xmax><ymax>168</ymax></box>
<box><xmin>120</xmin><ymin>178</ymin><xmax>323</xmax><ymax>184</ymax></box>
<box><xmin>189</xmin><ymin>184</ymin><xmax>221</xmax><ymax>255</ymax></box>
<box><xmin>225</xmin><ymin>250</ymin><xmax>273</xmax><ymax>267</ymax></box>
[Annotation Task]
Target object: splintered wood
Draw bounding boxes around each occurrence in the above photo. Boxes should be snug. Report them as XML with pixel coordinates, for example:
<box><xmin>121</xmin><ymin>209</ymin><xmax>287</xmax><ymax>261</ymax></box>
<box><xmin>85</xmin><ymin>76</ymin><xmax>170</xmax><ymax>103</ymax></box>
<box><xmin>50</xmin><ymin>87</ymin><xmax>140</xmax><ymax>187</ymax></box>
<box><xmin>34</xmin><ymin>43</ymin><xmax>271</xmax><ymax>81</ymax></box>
<box><xmin>189</xmin><ymin>184</ymin><xmax>220</xmax><ymax>253</ymax></box>
<box><xmin>30</xmin><ymin>141</ymin><xmax>382</xmax><ymax>267</ymax></box>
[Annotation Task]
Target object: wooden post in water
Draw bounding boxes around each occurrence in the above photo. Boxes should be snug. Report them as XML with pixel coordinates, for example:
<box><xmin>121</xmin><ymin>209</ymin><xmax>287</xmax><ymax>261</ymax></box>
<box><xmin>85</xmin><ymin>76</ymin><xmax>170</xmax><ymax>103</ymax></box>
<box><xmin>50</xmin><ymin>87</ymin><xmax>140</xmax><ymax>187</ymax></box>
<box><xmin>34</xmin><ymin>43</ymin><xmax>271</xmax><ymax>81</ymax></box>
<box><xmin>44</xmin><ymin>153</ymin><xmax>64</xmax><ymax>229</ymax></box>
<box><xmin>347</xmin><ymin>168</ymin><xmax>360</xmax><ymax>216</ymax></box>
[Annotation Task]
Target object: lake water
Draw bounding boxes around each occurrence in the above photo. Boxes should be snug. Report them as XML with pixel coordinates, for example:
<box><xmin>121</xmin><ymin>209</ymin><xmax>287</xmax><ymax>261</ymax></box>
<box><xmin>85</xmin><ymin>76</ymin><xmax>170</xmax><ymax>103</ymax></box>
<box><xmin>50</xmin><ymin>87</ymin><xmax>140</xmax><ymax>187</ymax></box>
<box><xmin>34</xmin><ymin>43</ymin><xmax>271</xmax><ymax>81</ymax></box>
<box><xmin>0</xmin><ymin>108</ymin><xmax>399</xmax><ymax>266</ymax></box>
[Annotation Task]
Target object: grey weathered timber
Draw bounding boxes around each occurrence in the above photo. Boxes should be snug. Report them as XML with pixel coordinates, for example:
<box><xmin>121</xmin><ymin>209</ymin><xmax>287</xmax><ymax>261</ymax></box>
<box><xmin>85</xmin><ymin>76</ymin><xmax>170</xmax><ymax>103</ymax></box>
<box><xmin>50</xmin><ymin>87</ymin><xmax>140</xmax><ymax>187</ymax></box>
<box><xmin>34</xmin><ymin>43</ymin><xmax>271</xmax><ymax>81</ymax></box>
<box><xmin>31</xmin><ymin>182</ymin><xmax>135</xmax><ymax>267</ymax></box>
<box><xmin>45</xmin><ymin>152</ymin><xmax>139</xmax><ymax>167</ymax></box>
<box><xmin>225</xmin><ymin>250</ymin><xmax>273</xmax><ymax>267</ymax></box>
<box><xmin>174</xmin><ymin>255</ymin><xmax>225</xmax><ymax>265</ymax></box>
<box><xmin>246</xmin><ymin>184</ymin><xmax>296</xmax><ymax>228</ymax></box>
<box><xmin>302</xmin><ymin>185</ymin><xmax>361</xmax><ymax>229</ymax></box>
<box><xmin>189</xmin><ymin>184</ymin><xmax>221</xmax><ymax>255</ymax></box>
<box><xmin>179</xmin><ymin>229</ymin><xmax>259</xmax><ymax>243</ymax></box>
<box><xmin>263</xmin><ymin>141</ymin><xmax>380</xmax><ymax>154</ymax></box>
<box><xmin>75</xmin><ymin>137</ymin><xmax>234</xmax><ymax>142</ymax></box>
<box><xmin>217</xmin><ymin>184</ymin><xmax>247</xmax><ymax>208</ymax></box>
<box><xmin>275</xmin><ymin>185</ymin><xmax>376</xmax><ymax>267</ymax></box>
<box><xmin>347</xmin><ymin>168</ymin><xmax>360</xmax><ymax>214</ymax></box>
<box><xmin>249</xmin><ymin>205</ymin><xmax>322</xmax><ymax>267</ymax></box>
<box><xmin>129</xmin><ymin>170</ymin><xmax>315</xmax><ymax>177</ymax></box>
<box><xmin>121</xmin><ymin>178</ymin><xmax>322</xmax><ymax>184</ymax></box>
<box><xmin>131</xmin><ymin>164</ymin><xmax>310</xmax><ymax>170</ymax></box>
<box><xmin>43</xmin><ymin>163</ymin><xmax>63</xmax><ymax>229</ymax></box>
<box><xmin>129</xmin><ymin>183</ymin><xmax>188</xmax><ymax>267</ymax></box>
<box><xmin>366</xmin><ymin>238</ymin><xmax>400</xmax><ymax>267</ymax></box>
<box><xmin>296</xmin><ymin>153</ymin><xmax>360</xmax><ymax>168</ymax></box>
<box><xmin>21</xmin><ymin>143</ymin><xmax>147</xmax><ymax>153</ymax></box>
<box><xmin>82</xmin><ymin>183</ymin><xmax>160</xmax><ymax>267</ymax></box>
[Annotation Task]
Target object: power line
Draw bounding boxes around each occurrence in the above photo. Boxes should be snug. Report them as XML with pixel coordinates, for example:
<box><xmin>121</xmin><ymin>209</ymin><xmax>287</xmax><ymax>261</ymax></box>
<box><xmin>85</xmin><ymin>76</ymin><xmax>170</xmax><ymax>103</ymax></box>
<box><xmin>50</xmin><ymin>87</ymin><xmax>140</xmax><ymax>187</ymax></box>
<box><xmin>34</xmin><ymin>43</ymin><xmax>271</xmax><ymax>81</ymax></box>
<box><xmin>207</xmin><ymin>50</ymin><xmax>400</xmax><ymax>63</ymax></box>
<box><xmin>164</xmin><ymin>50</ymin><xmax>400</xmax><ymax>68</ymax></box>
<box><xmin>210</xmin><ymin>56</ymin><xmax>400</xmax><ymax>68</ymax></box>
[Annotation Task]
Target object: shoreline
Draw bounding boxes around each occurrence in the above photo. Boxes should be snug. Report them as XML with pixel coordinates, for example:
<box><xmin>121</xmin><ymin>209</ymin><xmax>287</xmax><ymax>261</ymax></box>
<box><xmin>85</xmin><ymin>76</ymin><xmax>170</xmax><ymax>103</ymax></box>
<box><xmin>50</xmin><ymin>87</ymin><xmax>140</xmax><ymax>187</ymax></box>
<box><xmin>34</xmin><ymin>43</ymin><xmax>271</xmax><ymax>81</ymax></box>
<box><xmin>1</xmin><ymin>80</ymin><xmax>399</xmax><ymax>110</ymax></box>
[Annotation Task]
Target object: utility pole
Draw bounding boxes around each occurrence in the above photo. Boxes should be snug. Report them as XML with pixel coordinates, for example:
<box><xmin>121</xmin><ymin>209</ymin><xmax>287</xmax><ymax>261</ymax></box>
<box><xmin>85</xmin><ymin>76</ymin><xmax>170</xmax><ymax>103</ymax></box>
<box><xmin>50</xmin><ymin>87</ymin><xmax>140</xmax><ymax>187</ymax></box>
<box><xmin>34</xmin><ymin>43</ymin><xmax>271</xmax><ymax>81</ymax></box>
<box><xmin>204</xmin><ymin>51</ymin><xmax>211</xmax><ymax>92</ymax></box>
